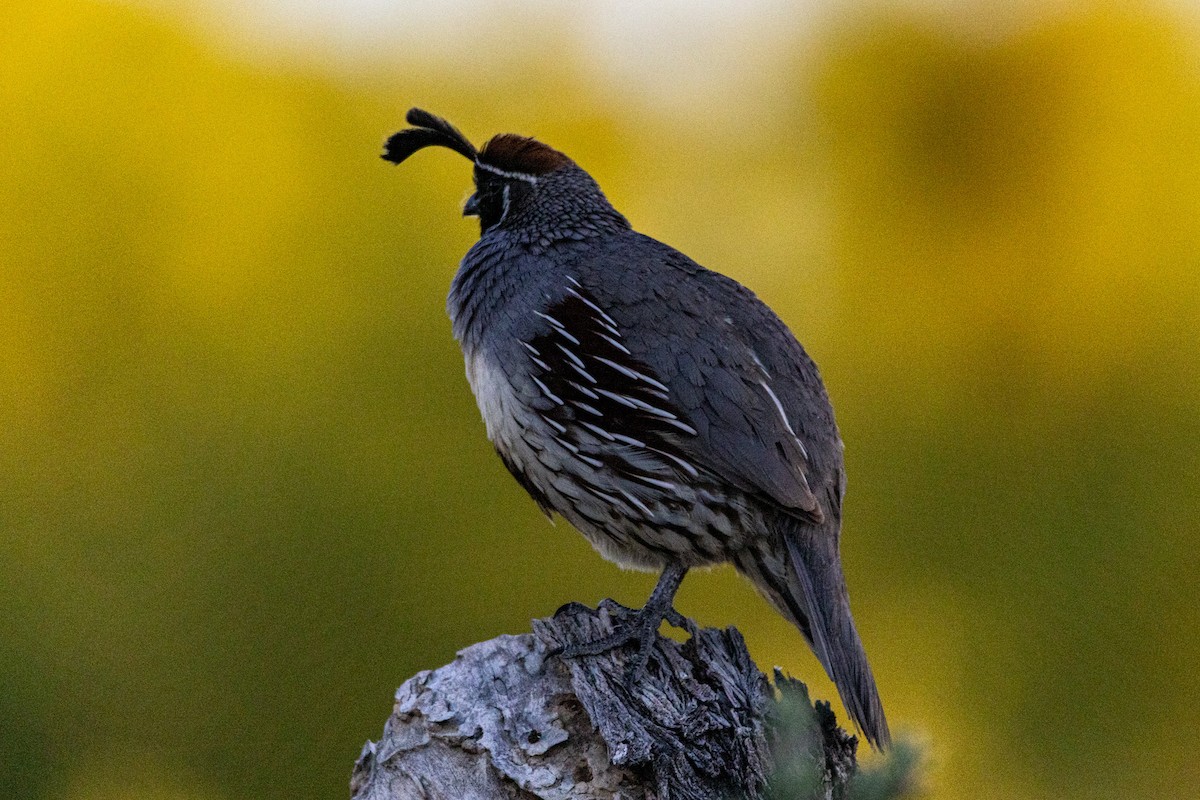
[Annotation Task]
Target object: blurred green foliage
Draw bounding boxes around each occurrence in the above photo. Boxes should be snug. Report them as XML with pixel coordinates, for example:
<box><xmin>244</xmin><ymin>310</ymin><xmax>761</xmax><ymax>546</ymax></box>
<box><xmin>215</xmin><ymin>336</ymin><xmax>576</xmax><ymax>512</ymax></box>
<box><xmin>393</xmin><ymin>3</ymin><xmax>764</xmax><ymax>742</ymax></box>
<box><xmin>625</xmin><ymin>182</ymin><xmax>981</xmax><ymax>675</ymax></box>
<box><xmin>765</xmin><ymin>676</ymin><xmax>920</xmax><ymax>800</ymax></box>
<box><xmin>2</xmin><ymin>2</ymin><xmax>1199</xmax><ymax>799</ymax></box>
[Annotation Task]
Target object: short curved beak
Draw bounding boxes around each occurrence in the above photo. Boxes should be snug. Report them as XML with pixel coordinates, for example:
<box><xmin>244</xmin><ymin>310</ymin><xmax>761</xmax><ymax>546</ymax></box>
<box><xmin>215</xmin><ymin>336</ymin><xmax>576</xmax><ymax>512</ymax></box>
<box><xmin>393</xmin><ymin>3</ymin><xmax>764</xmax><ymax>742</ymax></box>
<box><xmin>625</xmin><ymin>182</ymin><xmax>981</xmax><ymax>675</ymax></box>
<box><xmin>462</xmin><ymin>193</ymin><xmax>480</xmax><ymax>217</ymax></box>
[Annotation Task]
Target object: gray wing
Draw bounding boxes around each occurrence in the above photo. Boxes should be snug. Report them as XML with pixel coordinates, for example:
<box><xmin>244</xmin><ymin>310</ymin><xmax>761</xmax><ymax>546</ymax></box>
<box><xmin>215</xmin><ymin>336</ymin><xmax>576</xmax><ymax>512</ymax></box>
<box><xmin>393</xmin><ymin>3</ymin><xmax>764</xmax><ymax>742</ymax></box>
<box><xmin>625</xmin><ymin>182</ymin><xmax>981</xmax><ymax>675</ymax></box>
<box><xmin>560</xmin><ymin>237</ymin><xmax>830</xmax><ymax>523</ymax></box>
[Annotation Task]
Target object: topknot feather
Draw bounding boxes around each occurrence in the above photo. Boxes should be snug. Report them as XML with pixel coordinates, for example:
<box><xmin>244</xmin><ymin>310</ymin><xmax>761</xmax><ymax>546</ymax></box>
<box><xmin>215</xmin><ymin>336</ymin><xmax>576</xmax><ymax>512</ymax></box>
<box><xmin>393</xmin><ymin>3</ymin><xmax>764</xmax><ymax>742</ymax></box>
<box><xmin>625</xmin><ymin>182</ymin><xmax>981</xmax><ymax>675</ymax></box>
<box><xmin>382</xmin><ymin>108</ymin><xmax>478</xmax><ymax>165</ymax></box>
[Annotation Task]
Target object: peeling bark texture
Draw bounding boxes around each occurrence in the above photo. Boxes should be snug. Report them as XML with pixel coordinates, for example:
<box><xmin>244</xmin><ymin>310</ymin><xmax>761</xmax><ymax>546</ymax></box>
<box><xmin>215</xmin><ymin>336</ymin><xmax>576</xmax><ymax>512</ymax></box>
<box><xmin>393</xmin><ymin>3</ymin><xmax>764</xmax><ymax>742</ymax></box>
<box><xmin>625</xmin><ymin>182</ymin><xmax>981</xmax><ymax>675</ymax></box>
<box><xmin>351</xmin><ymin>600</ymin><xmax>859</xmax><ymax>800</ymax></box>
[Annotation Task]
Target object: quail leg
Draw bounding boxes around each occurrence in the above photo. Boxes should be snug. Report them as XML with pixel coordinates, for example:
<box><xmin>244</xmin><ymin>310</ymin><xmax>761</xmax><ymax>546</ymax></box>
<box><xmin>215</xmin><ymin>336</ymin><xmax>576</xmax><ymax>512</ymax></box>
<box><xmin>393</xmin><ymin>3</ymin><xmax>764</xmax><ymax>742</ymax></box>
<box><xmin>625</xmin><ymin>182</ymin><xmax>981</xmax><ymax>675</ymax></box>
<box><xmin>558</xmin><ymin>564</ymin><xmax>690</xmax><ymax>685</ymax></box>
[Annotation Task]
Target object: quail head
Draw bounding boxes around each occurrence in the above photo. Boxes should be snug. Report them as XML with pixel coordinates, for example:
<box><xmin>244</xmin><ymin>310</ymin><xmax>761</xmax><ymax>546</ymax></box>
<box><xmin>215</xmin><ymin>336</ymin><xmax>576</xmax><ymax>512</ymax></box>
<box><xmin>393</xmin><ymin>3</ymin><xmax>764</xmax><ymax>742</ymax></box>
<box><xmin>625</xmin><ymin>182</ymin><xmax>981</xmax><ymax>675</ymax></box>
<box><xmin>382</xmin><ymin>108</ymin><xmax>890</xmax><ymax>749</ymax></box>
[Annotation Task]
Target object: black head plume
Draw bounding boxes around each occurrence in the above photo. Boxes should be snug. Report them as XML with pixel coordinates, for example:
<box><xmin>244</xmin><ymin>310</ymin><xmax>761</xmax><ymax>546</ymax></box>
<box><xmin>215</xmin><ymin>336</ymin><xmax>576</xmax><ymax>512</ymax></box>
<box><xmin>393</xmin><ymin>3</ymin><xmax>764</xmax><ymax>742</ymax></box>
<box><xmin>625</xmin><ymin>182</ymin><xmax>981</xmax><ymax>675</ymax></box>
<box><xmin>382</xmin><ymin>108</ymin><xmax>478</xmax><ymax>165</ymax></box>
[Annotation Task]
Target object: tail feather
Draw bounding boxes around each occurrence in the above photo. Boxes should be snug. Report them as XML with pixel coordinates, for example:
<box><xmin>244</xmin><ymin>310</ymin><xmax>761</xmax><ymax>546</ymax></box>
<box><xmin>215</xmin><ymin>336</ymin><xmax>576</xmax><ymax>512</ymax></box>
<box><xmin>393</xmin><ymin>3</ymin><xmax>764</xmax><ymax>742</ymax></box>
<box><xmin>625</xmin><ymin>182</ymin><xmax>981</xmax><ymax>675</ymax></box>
<box><xmin>781</xmin><ymin>530</ymin><xmax>890</xmax><ymax>750</ymax></box>
<box><xmin>738</xmin><ymin>519</ymin><xmax>890</xmax><ymax>750</ymax></box>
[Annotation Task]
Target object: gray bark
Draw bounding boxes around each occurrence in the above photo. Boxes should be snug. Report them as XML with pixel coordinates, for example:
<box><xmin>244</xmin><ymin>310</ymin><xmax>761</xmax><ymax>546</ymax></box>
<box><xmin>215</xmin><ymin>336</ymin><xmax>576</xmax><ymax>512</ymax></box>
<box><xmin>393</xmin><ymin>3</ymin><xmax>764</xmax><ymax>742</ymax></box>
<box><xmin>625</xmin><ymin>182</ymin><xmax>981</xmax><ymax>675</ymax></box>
<box><xmin>351</xmin><ymin>600</ymin><xmax>858</xmax><ymax>800</ymax></box>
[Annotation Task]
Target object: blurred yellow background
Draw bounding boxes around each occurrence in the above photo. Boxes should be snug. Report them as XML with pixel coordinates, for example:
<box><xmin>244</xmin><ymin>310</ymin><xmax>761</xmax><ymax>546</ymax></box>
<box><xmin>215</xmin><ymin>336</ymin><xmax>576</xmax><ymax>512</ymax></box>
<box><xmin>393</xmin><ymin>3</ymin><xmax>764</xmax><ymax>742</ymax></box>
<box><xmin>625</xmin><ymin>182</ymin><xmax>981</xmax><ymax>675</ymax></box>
<box><xmin>3</xmin><ymin>1</ymin><xmax>1199</xmax><ymax>798</ymax></box>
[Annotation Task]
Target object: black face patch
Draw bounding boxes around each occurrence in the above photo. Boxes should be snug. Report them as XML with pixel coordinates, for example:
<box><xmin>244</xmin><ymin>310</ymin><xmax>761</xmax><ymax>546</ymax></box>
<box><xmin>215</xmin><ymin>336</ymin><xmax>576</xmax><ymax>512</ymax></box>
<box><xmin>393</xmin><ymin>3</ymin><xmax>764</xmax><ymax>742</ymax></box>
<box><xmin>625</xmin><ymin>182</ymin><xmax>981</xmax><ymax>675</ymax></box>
<box><xmin>470</xmin><ymin>171</ymin><xmax>534</xmax><ymax>234</ymax></box>
<box><xmin>469</xmin><ymin>180</ymin><xmax>505</xmax><ymax>233</ymax></box>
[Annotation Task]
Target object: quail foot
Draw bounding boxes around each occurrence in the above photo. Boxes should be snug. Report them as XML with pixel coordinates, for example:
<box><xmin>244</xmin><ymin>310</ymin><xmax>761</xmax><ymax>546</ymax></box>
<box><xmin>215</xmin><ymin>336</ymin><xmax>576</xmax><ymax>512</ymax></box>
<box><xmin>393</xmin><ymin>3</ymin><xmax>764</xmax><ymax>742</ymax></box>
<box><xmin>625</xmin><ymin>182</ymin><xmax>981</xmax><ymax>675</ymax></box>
<box><xmin>382</xmin><ymin>109</ymin><xmax>891</xmax><ymax>749</ymax></box>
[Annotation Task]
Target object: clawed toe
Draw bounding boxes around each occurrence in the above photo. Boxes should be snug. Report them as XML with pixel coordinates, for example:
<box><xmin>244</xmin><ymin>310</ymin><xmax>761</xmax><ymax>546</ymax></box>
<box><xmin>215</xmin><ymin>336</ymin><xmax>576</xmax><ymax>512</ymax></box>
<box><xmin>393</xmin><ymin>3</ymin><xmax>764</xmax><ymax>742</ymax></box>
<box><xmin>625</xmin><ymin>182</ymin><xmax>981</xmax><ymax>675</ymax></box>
<box><xmin>558</xmin><ymin>625</ymin><xmax>640</xmax><ymax>660</ymax></box>
<box><xmin>663</xmin><ymin>606</ymin><xmax>693</xmax><ymax>632</ymax></box>
<box><xmin>557</xmin><ymin>604</ymin><xmax>690</xmax><ymax>690</ymax></box>
<box><xmin>554</xmin><ymin>565</ymin><xmax>691</xmax><ymax>688</ymax></box>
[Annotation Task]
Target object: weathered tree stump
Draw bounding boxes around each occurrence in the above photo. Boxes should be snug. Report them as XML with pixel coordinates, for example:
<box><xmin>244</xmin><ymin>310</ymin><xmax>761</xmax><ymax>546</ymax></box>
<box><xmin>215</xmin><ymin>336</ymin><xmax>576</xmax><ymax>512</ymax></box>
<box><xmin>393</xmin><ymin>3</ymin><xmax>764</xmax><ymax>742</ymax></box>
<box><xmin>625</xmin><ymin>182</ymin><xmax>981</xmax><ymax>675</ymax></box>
<box><xmin>351</xmin><ymin>600</ymin><xmax>860</xmax><ymax>800</ymax></box>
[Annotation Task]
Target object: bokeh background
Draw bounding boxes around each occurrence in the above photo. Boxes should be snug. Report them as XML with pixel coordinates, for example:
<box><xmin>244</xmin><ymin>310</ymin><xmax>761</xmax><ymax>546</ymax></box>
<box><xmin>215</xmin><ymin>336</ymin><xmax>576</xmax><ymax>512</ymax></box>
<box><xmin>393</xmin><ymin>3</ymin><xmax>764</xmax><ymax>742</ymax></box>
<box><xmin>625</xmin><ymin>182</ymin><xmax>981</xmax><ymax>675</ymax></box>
<box><xmin>4</xmin><ymin>1</ymin><xmax>1199</xmax><ymax>798</ymax></box>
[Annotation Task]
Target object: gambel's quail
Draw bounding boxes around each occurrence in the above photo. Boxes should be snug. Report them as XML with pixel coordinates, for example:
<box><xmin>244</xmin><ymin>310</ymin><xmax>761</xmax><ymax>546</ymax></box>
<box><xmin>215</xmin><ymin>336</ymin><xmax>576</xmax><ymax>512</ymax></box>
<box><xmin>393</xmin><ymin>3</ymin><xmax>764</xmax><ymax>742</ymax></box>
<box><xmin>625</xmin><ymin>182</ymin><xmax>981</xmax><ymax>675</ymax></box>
<box><xmin>382</xmin><ymin>109</ymin><xmax>890</xmax><ymax>749</ymax></box>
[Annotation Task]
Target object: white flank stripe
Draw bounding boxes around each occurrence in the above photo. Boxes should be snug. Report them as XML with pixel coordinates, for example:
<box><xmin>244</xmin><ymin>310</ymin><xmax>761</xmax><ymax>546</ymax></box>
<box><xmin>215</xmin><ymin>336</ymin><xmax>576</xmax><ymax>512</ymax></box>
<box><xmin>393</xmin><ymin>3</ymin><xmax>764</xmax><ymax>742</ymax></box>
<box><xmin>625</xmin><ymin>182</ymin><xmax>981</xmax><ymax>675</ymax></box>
<box><xmin>568</xmin><ymin>361</ymin><xmax>597</xmax><ymax>383</ymax></box>
<box><xmin>652</xmin><ymin>449</ymin><xmax>701</xmax><ymax>477</ymax></box>
<box><xmin>619</xmin><ymin>488</ymin><xmax>655</xmax><ymax>517</ymax></box>
<box><xmin>661</xmin><ymin>418</ymin><xmax>699</xmax><ymax>436</ymax></box>
<box><xmin>532</xmin><ymin>376</ymin><xmax>563</xmax><ymax>405</ymax></box>
<box><xmin>609</xmin><ymin>431</ymin><xmax>647</xmax><ymax>448</ymax></box>
<box><xmin>593</xmin><ymin>356</ymin><xmax>670</xmax><ymax>392</ymax></box>
<box><xmin>579</xmin><ymin>421</ymin><xmax>616</xmax><ymax>441</ymax></box>
<box><xmin>557</xmin><ymin>342</ymin><xmax>586</xmax><ymax>369</ymax></box>
<box><xmin>569</xmin><ymin>381</ymin><xmax>600</xmax><ymax>400</ymax></box>
<box><xmin>634</xmin><ymin>475</ymin><xmax>677</xmax><ymax>491</ymax></box>
<box><xmin>599</xmin><ymin>333</ymin><xmax>631</xmax><ymax>354</ymax></box>
<box><xmin>577</xmin><ymin>452</ymin><xmax>604</xmax><ymax>468</ymax></box>
<box><xmin>573</xmin><ymin>401</ymin><xmax>603</xmax><ymax>417</ymax></box>
<box><xmin>535</xmin><ymin>310</ymin><xmax>564</xmax><ymax>329</ymax></box>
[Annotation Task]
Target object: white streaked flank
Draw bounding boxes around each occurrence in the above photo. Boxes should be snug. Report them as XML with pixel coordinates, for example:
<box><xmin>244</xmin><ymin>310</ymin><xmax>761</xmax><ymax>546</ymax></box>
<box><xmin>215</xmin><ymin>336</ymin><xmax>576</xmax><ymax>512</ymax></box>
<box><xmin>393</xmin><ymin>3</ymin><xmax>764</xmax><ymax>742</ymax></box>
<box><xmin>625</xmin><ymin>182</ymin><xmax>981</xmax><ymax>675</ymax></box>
<box><xmin>593</xmin><ymin>356</ymin><xmax>670</xmax><ymax>392</ymax></box>
<box><xmin>572</xmin><ymin>400</ymin><xmax>603</xmax><ymax>417</ymax></box>
<box><xmin>609</xmin><ymin>431</ymin><xmax>647</xmax><ymax>448</ymax></box>
<box><xmin>618</xmin><ymin>487</ymin><xmax>655</xmax><ymax>517</ymax></box>
<box><xmin>556</xmin><ymin>342</ymin><xmax>587</xmax><ymax>369</ymax></box>
<box><xmin>631</xmin><ymin>474</ymin><xmax>677</xmax><ymax>491</ymax></box>
<box><xmin>579</xmin><ymin>420</ymin><xmax>616</xmax><ymax>441</ymax></box>
<box><xmin>567</xmin><ymin>361</ymin><xmax>597</xmax><ymax>383</ymax></box>
<box><xmin>599</xmin><ymin>333</ymin><xmax>631</xmax><ymax>354</ymax></box>
<box><xmin>568</xmin><ymin>380</ymin><xmax>600</xmax><ymax>400</ymax></box>
<box><xmin>650</xmin><ymin>448</ymin><xmax>701</xmax><ymax>478</ymax></box>
<box><xmin>532</xmin><ymin>375</ymin><xmax>563</xmax><ymax>405</ymax></box>
<box><xmin>565</xmin><ymin>282</ymin><xmax>620</xmax><ymax>331</ymax></box>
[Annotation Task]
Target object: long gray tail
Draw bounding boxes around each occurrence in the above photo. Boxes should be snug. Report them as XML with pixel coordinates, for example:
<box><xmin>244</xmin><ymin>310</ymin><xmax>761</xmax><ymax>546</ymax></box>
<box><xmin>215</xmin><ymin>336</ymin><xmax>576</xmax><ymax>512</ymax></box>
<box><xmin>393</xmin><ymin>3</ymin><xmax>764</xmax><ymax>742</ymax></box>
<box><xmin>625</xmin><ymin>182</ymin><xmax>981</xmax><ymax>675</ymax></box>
<box><xmin>741</xmin><ymin>522</ymin><xmax>891</xmax><ymax>750</ymax></box>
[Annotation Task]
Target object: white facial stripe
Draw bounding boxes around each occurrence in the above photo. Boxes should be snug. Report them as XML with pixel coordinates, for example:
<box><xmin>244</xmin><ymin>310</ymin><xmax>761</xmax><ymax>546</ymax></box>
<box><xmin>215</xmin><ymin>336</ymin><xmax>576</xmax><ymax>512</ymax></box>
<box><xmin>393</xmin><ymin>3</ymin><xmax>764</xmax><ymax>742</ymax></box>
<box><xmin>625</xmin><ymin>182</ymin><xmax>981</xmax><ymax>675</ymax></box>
<box><xmin>497</xmin><ymin>184</ymin><xmax>512</xmax><ymax>226</ymax></box>
<box><xmin>475</xmin><ymin>160</ymin><xmax>539</xmax><ymax>183</ymax></box>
